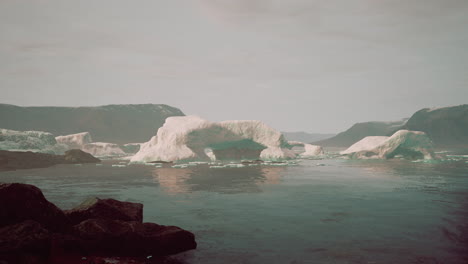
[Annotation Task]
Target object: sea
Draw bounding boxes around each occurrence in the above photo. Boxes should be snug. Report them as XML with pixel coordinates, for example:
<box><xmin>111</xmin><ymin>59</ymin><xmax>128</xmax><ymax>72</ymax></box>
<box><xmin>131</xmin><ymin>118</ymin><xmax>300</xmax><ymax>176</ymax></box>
<box><xmin>1</xmin><ymin>153</ymin><xmax>468</xmax><ymax>264</ymax></box>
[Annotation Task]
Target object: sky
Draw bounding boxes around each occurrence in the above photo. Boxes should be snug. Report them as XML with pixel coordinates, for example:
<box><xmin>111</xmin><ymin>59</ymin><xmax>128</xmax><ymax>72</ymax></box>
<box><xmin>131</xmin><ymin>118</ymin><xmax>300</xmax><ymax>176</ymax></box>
<box><xmin>1</xmin><ymin>0</ymin><xmax>467</xmax><ymax>133</ymax></box>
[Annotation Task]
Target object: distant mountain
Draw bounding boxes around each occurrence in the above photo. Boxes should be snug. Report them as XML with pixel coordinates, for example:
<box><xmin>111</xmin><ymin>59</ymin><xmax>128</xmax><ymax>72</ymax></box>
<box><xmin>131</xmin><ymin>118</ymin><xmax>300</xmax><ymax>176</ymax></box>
<box><xmin>0</xmin><ymin>104</ymin><xmax>184</xmax><ymax>144</ymax></box>
<box><xmin>314</xmin><ymin>120</ymin><xmax>407</xmax><ymax>147</ymax></box>
<box><xmin>400</xmin><ymin>104</ymin><xmax>468</xmax><ymax>147</ymax></box>
<box><xmin>282</xmin><ymin>132</ymin><xmax>335</xmax><ymax>143</ymax></box>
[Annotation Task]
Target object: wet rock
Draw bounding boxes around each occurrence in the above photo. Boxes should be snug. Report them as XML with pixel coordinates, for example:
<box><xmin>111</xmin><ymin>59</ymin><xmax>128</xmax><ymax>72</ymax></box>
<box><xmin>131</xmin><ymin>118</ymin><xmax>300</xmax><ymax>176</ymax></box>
<box><xmin>65</xmin><ymin>197</ymin><xmax>143</xmax><ymax>225</ymax></box>
<box><xmin>0</xmin><ymin>183</ymin><xmax>70</xmax><ymax>232</ymax></box>
<box><xmin>62</xmin><ymin>149</ymin><xmax>101</xmax><ymax>164</ymax></box>
<box><xmin>72</xmin><ymin>219</ymin><xmax>197</xmax><ymax>256</ymax></box>
<box><xmin>0</xmin><ymin>220</ymin><xmax>50</xmax><ymax>263</ymax></box>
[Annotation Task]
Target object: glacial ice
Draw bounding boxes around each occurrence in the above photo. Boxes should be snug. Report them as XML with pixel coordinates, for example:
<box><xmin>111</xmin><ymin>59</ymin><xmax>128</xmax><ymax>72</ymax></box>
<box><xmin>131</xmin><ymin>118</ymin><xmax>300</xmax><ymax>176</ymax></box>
<box><xmin>341</xmin><ymin>130</ymin><xmax>435</xmax><ymax>160</ymax></box>
<box><xmin>287</xmin><ymin>141</ymin><xmax>324</xmax><ymax>157</ymax></box>
<box><xmin>82</xmin><ymin>142</ymin><xmax>126</xmax><ymax>157</ymax></box>
<box><xmin>56</xmin><ymin>132</ymin><xmax>128</xmax><ymax>157</ymax></box>
<box><xmin>340</xmin><ymin>136</ymin><xmax>389</xmax><ymax>155</ymax></box>
<box><xmin>300</xmin><ymin>144</ymin><xmax>325</xmax><ymax>157</ymax></box>
<box><xmin>0</xmin><ymin>128</ymin><xmax>68</xmax><ymax>154</ymax></box>
<box><xmin>56</xmin><ymin>132</ymin><xmax>92</xmax><ymax>149</ymax></box>
<box><xmin>131</xmin><ymin>116</ymin><xmax>296</xmax><ymax>163</ymax></box>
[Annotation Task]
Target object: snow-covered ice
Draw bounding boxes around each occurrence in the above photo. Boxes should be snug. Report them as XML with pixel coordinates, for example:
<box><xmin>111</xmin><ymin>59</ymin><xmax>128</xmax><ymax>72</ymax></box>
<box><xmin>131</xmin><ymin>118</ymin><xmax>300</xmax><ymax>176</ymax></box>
<box><xmin>131</xmin><ymin>116</ymin><xmax>296</xmax><ymax>163</ymax></box>
<box><xmin>340</xmin><ymin>136</ymin><xmax>389</xmax><ymax>155</ymax></box>
<box><xmin>56</xmin><ymin>132</ymin><xmax>92</xmax><ymax>149</ymax></box>
<box><xmin>300</xmin><ymin>144</ymin><xmax>325</xmax><ymax>157</ymax></box>
<box><xmin>341</xmin><ymin>130</ymin><xmax>435</xmax><ymax>160</ymax></box>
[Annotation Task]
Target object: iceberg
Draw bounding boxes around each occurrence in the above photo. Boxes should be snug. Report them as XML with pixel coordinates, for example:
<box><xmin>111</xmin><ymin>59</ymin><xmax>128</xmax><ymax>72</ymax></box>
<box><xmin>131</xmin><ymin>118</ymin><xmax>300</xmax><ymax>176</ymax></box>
<box><xmin>131</xmin><ymin>116</ymin><xmax>296</xmax><ymax>163</ymax></box>
<box><xmin>56</xmin><ymin>132</ymin><xmax>93</xmax><ymax>149</ymax></box>
<box><xmin>341</xmin><ymin>130</ymin><xmax>435</xmax><ymax>160</ymax></box>
<box><xmin>56</xmin><ymin>132</ymin><xmax>128</xmax><ymax>157</ymax></box>
<box><xmin>82</xmin><ymin>142</ymin><xmax>126</xmax><ymax>157</ymax></box>
<box><xmin>287</xmin><ymin>141</ymin><xmax>324</xmax><ymax>157</ymax></box>
<box><xmin>0</xmin><ymin>129</ymin><xmax>67</xmax><ymax>154</ymax></box>
<box><xmin>300</xmin><ymin>144</ymin><xmax>325</xmax><ymax>158</ymax></box>
<box><xmin>340</xmin><ymin>136</ymin><xmax>389</xmax><ymax>155</ymax></box>
<box><xmin>120</xmin><ymin>143</ymin><xmax>142</xmax><ymax>154</ymax></box>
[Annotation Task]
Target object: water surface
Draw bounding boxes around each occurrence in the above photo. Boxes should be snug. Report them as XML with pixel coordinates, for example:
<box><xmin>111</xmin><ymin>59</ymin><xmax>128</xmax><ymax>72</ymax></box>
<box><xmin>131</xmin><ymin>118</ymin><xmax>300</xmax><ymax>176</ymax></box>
<box><xmin>1</xmin><ymin>158</ymin><xmax>467</xmax><ymax>264</ymax></box>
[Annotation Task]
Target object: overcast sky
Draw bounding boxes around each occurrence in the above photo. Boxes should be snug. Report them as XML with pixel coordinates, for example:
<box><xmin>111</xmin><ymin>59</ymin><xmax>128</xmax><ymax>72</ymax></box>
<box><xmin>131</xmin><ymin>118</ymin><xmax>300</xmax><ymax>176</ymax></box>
<box><xmin>1</xmin><ymin>0</ymin><xmax>467</xmax><ymax>133</ymax></box>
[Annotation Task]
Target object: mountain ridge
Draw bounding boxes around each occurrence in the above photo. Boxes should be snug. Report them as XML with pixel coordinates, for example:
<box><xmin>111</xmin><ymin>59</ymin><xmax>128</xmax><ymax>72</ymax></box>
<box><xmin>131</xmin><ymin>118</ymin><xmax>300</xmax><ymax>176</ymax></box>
<box><xmin>0</xmin><ymin>103</ymin><xmax>185</xmax><ymax>144</ymax></box>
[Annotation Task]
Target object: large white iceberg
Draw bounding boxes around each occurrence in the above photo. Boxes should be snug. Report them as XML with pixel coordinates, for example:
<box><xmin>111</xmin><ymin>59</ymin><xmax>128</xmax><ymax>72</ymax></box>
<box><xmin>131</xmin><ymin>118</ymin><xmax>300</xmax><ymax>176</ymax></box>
<box><xmin>131</xmin><ymin>116</ymin><xmax>296</xmax><ymax>163</ymax></box>
<box><xmin>341</xmin><ymin>130</ymin><xmax>435</xmax><ymax>160</ymax></box>
<box><xmin>340</xmin><ymin>136</ymin><xmax>389</xmax><ymax>155</ymax></box>
<box><xmin>0</xmin><ymin>128</ymin><xmax>67</xmax><ymax>154</ymax></box>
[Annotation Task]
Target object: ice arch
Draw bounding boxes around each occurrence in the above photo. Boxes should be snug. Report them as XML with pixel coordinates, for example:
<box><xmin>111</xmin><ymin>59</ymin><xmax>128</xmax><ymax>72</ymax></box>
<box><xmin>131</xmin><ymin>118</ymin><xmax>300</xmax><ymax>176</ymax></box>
<box><xmin>131</xmin><ymin>116</ymin><xmax>296</xmax><ymax>162</ymax></box>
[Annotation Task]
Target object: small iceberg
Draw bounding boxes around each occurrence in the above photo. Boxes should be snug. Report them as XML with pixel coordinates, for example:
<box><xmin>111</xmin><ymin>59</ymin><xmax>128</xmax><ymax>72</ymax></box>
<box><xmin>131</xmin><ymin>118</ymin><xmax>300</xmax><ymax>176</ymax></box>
<box><xmin>172</xmin><ymin>164</ymin><xmax>189</xmax><ymax>168</ymax></box>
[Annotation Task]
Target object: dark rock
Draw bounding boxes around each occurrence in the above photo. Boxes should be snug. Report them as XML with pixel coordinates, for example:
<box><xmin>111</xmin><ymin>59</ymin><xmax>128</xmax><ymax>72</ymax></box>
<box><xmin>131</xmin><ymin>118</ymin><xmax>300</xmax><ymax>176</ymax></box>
<box><xmin>0</xmin><ymin>149</ymin><xmax>100</xmax><ymax>171</ymax></box>
<box><xmin>0</xmin><ymin>220</ymin><xmax>50</xmax><ymax>263</ymax></box>
<box><xmin>63</xmin><ymin>149</ymin><xmax>101</xmax><ymax>164</ymax></box>
<box><xmin>0</xmin><ymin>150</ymin><xmax>62</xmax><ymax>171</ymax></box>
<box><xmin>148</xmin><ymin>161</ymin><xmax>173</xmax><ymax>164</ymax></box>
<box><xmin>65</xmin><ymin>197</ymin><xmax>143</xmax><ymax>225</ymax></box>
<box><xmin>72</xmin><ymin>219</ymin><xmax>196</xmax><ymax>257</ymax></box>
<box><xmin>0</xmin><ymin>183</ymin><xmax>70</xmax><ymax>232</ymax></box>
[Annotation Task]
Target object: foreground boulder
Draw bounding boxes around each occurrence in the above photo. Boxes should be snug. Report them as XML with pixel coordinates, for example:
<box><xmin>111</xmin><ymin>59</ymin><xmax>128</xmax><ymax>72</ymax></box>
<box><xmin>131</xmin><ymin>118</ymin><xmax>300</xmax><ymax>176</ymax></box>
<box><xmin>0</xmin><ymin>183</ymin><xmax>197</xmax><ymax>262</ymax></box>
<box><xmin>65</xmin><ymin>197</ymin><xmax>143</xmax><ymax>225</ymax></box>
<box><xmin>71</xmin><ymin>219</ymin><xmax>197</xmax><ymax>257</ymax></box>
<box><xmin>0</xmin><ymin>183</ymin><xmax>70</xmax><ymax>232</ymax></box>
<box><xmin>0</xmin><ymin>220</ymin><xmax>50</xmax><ymax>256</ymax></box>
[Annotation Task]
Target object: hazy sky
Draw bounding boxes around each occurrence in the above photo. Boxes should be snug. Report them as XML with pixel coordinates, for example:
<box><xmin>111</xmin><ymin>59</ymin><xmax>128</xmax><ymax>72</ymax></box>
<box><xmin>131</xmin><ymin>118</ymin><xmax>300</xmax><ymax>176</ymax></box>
<box><xmin>1</xmin><ymin>0</ymin><xmax>467</xmax><ymax>133</ymax></box>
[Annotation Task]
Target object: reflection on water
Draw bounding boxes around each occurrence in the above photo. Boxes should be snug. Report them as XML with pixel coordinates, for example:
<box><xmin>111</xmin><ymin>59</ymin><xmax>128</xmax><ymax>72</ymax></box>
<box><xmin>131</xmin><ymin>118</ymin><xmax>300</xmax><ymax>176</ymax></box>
<box><xmin>0</xmin><ymin>158</ymin><xmax>468</xmax><ymax>263</ymax></box>
<box><xmin>153</xmin><ymin>166</ymin><xmax>286</xmax><ymax>194</ymax></box>
<box><xmin>154</xmin><ymin>168</ymin><xmax>193</xmax><ymax>194</ymax></box>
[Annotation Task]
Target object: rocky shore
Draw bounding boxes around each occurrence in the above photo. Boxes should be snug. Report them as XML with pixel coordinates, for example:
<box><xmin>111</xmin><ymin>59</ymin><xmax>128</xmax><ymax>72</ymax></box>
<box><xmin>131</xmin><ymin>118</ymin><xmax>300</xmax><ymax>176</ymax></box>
<box><xmin>0</xmin><ymin>183</ymin><xmax>197</xmax><ymax>263</ymax></box>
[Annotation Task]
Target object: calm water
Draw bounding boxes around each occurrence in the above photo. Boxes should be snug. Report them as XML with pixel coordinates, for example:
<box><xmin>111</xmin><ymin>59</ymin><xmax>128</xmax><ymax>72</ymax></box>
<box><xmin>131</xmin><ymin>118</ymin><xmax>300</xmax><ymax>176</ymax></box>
<box><xmin>1</xmin><ymin>157</ymin><xmax>468</xmax><ymax>264</ymax></box>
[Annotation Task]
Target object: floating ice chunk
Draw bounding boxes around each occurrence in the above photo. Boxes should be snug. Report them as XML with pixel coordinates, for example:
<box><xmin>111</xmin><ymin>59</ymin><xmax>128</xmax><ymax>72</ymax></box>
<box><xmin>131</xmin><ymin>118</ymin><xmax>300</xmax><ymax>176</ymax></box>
<box><xmin>300</xmin><ymin>144</ymin><xmax>325</xmax><ymax>157</ymax></box>
<box><xmin>82</xmin><ymin>142</ymin><xmax>126</xmax><ymax>157</ymax></box>
<box><xmin>189</xmin><ymin>161</ymin><xmax>209</xmax><ymax>165</ymax></box>
<box><xmin>341</xmin><ymin>130</ymin><xmax>435</xmax><ymax>160</ymax></box>
<box><xmin>172</xmin><ymin>164</ymin><xmax>189</xmax><ymax>168</ymax></box>
<box><xmin>56</xmin><ymin>132</ymin><xmax>92</xmax><ymax>149</ymax></box>
<box><xmin>340</xmin><ymin>136</ymin><xmax>389</xmax><ymax>155</ymax></box>
<box><xmin>225</xmin><ymin>163</ymin><xmax>246</xmax><ymax>168</ymax></box>
<box><xmin>210</xmin><ymin>165</ymin><xmax>226</xmax><ymax>169</ymax></box>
